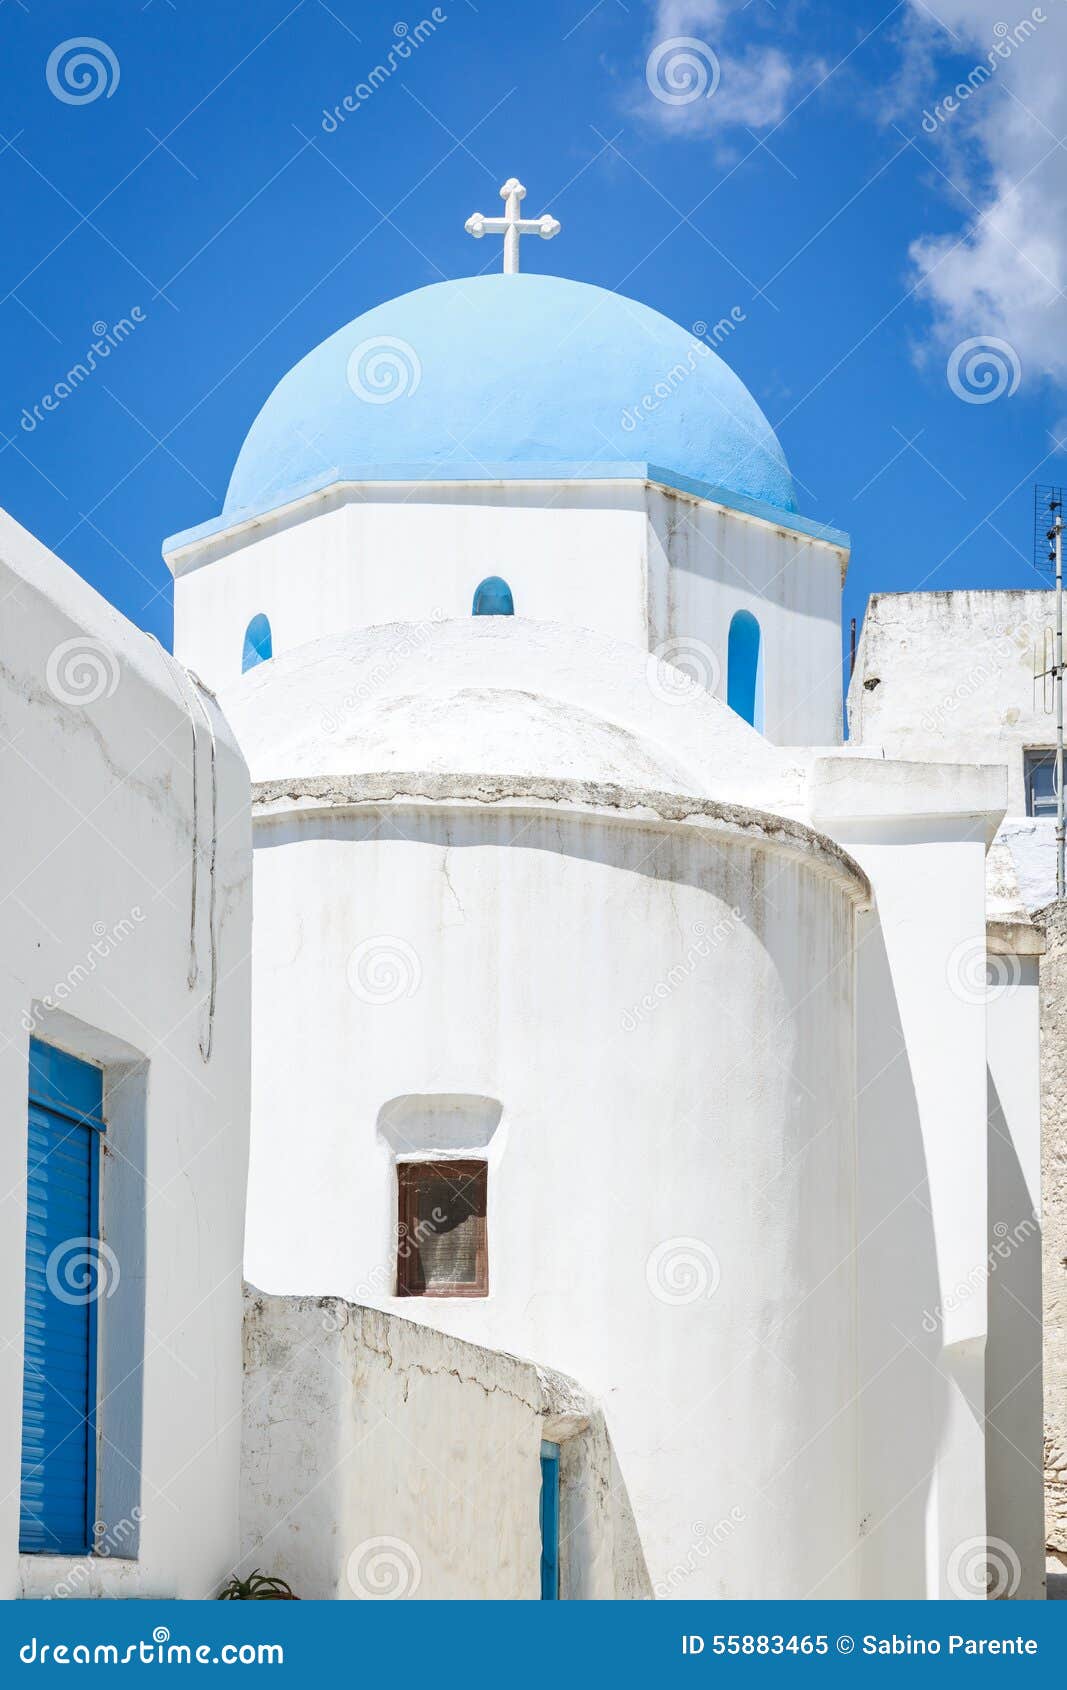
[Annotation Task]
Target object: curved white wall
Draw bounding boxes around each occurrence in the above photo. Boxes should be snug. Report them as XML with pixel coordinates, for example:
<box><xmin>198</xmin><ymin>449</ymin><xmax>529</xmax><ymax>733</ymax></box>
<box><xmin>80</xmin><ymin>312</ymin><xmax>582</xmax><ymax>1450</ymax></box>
<box><xmin>243</xmin><ymin>796</ymin><xmax>861</xmax><ymax>1598</ymax></box>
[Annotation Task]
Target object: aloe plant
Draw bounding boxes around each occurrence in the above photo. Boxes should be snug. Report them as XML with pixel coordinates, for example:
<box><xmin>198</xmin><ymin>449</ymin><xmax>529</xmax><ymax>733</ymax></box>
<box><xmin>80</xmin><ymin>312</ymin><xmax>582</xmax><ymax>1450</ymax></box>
<box><xmin>217</xmin><ymin>1569</ymin><xmax>299</xmax><ymax>1600</ymax></box>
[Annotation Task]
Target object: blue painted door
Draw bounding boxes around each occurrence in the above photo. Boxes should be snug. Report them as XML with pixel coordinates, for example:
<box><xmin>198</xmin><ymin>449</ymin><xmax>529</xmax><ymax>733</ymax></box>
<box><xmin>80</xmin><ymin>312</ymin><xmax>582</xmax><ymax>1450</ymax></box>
<box><xmin>19</xmin><ymin>1040</ymin><xmax>104</xmax><ymax>1555</ymax></box>
<box><xmin>539</xmin><ymin>1440</ymin><xmax>560</xmax><ymax>1599</ymax></box>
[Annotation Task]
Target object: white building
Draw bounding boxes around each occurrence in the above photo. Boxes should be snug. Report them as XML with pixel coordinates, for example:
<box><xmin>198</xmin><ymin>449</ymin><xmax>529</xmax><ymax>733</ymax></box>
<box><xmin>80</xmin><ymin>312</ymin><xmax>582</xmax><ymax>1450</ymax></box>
<box><xmin>0</xmin><ymin>507</ymin><xmax>251</xmax><ymax>1598</ymax></box>
<box><xmin>159</xmin><ymin>203</ymin><xmax>1040</xmax><ymax>1601</ymax></box>
<box><xmin>849</xmin><ymin>588</ymin><xmax>1054</xmax><ymax>1598</ymax></box>
<box><xmin>3</xmin><ymin>185</ymin><xmax>1050</xmax><ymax>1600</ymax></box>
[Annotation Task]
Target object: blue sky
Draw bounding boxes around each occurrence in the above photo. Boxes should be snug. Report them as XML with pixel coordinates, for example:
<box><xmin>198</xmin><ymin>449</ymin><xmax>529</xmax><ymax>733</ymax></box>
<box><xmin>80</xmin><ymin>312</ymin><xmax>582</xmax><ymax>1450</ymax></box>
<box><xmin>0</xmin><ymin>0</ymin><xmax>1062</xmax><ymax>657</ymax></box>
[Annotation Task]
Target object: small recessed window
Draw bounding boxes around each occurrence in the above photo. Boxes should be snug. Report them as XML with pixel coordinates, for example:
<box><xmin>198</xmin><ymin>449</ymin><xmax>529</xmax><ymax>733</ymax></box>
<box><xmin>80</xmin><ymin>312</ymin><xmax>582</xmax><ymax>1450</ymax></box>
<box><xmin>472</xmin><ymin>577</ymin><xmax>514</xmax><ymax>616</ymax></box>
<box><xmin>397</xmin><ymin>1160</ymin><xmax>488</xmax><ymax>1297</ymax></box>
<box><xmin>1025</xmin><ymin>749</ymin><xmax>1059</xmax><ymax>817</ymax></box>
<box><xmin>242</xmin><ymin>613</ymin><xmax>272</xmax><ymax>672</ymax></box>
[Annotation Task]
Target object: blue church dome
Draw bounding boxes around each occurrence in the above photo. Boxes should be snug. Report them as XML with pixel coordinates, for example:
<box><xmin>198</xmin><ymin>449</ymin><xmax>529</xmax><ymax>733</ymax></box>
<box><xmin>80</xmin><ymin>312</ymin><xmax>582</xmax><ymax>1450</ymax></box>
<box><xmin>222</xmin><ymin>274</ymin><xmax>796</xmax><ymax>520</ymax></box>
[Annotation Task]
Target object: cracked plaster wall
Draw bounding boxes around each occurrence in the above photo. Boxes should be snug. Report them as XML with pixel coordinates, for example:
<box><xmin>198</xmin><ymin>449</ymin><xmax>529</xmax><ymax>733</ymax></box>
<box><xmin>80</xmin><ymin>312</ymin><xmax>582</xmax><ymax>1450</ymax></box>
<box><xmin>240</xmin><ymin>1289</ymin><xmax>647</xmax><ymax>1599</ymax></box>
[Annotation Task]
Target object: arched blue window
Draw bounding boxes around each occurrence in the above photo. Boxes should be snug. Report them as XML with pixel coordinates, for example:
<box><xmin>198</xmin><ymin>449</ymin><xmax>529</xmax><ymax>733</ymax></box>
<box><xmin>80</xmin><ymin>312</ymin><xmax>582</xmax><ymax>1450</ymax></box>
<box><xmin>472</xmin><ymin>576</ymin><xmax>514</xmax><ymax>616</ymax></box>
<box><xmin>242</xmin><ymin>613</ymin><xmax>272</xmax><ymax>672</ymax></box>
<box><xmin>727</xmin><ymin>610</ymin><xmax>764</xmax><ymax>732</ymax></box>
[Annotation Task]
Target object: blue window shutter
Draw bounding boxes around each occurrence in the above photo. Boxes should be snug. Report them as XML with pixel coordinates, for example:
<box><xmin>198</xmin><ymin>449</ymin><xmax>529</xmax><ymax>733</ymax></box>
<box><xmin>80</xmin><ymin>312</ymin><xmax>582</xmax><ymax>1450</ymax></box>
<box><xmin>539</xmin><ymin>1440</ymin><xmax>560</xmax><ymax>1599</ymax></box>
<box><xmin>20</xmin><ymin>1040</ymin><xmax>105</xmax><ymax>1556</ymax></box>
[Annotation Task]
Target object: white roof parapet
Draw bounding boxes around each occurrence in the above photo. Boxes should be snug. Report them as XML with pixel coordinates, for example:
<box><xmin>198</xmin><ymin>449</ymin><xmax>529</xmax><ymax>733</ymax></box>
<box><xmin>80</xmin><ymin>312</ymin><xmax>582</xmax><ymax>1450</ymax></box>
<box><xmin>808</xmin><ymin>754</ymin><xmax>1008</xmax><ymax>849</ymax></box>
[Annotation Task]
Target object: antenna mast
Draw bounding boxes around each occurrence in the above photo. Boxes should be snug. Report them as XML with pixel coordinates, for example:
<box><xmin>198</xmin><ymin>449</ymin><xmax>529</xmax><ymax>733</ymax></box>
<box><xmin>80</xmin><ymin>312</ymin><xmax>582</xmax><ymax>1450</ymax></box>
<box><xmin>1036</xmin><ymin>485</ymin><xmax>1066</xmax><ymax>897</ymax></box>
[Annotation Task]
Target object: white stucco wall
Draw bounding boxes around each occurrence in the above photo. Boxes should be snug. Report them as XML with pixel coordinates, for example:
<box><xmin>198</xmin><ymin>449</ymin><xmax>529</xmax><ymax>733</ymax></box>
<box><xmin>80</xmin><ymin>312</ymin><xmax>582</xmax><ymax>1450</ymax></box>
<box><xmin>168</xmin><ymin>478</ymin><xmax>846</xmax><ymax>747</ymax></box>
<box><xmin>241</xmin><ymin>1289</ymin><xmax>645</xmax><ymax>1599</ymax></box>
<box><xmin>646</xmin><ymin>485</ymin><xmax>845</xmax><ymax>746</ymax></box>
<box><xmin>238</xmin><ymin>770</ymin><xmax>864</xmax><ymax>1600</ymax></box>
<box><xmin>985</xmin><ymin>956</ymin><xmax>1044</xmax><ymax>1598</ymax></box>
<box><xmin>810</xmin><ymin>758</ymin><xmax>1005</xmax><ymax>1598</ymax></box>
<box><xmin>847</xmin><ymin>589</ymin><xmax>1050</xmax><ymax>1596</ymax></box>
<box><xmin>0</xmin><ymin>508</ymin><xmax>251</xmax><ymax>1599</ymax></box>
<box><xmin>848</xmin><ymin>590</ymin><xmax>1056</xmax><ymax>908</ymax></box>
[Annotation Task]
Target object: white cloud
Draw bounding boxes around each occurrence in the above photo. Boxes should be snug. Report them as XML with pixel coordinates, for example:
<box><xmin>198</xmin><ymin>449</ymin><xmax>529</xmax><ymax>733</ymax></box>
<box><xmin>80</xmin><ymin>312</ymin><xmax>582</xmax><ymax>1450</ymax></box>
<box><xmin>902</xmin><ymin>1</ymin><xmax>1067</xmax><ymax>388</ymax></box>
<box><xmin>641</xmin><ymin>0</ymin><xmax>820</xmax><ymax>135</ymax></box>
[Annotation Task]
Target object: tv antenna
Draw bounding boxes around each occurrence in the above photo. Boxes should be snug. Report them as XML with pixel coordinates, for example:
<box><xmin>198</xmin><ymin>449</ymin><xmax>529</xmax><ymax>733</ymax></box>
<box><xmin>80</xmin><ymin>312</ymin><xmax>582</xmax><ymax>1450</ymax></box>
<box><xmin>1035</xmin><ymin>485</ymin><xmax>1065</xmax><ymax>897</ymax></box>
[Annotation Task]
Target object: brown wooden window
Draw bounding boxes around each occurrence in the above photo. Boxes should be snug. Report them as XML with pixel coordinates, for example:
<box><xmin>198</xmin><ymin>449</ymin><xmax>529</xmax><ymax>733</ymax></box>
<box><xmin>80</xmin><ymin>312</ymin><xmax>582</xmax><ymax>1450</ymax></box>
<box><xmin>396</xmin><ymin>1160</ymin><xmax>488</xmax><ymax>1297</ymax></box>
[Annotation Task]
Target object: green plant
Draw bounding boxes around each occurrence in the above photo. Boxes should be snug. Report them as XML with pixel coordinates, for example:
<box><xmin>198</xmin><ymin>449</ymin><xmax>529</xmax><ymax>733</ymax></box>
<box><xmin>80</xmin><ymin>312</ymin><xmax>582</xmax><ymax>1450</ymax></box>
<box><xmin>217</xmin><ymin>1569</ymin><xmax>299</xmax><ymax>1600</ymax></box>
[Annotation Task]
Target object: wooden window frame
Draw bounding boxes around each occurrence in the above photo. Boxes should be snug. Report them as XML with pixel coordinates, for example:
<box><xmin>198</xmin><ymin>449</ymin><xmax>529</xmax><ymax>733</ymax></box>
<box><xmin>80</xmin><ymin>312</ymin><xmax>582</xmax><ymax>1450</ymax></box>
<box><xmin>396</xmin><ymin>1159</ymin><xmax>488</xmax><ymax>1298</ymax></box>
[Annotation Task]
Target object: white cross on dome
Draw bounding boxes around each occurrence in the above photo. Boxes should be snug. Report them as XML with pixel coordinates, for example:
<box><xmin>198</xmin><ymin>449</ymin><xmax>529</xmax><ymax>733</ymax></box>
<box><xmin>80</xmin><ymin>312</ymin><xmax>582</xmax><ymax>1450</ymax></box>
<box><xmin>465</xmin><ymin>177</ymin><xmax>560</xmax><ymax>274</ymax></box>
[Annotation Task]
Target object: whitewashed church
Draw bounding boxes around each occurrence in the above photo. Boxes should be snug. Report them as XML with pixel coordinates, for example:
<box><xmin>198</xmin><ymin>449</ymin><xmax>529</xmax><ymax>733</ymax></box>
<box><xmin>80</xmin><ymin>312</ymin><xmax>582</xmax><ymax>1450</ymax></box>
<box><xmin>0</xmin><ymin>181</ymin><xmax>1053</xmax><ymax>1601</ymax></box>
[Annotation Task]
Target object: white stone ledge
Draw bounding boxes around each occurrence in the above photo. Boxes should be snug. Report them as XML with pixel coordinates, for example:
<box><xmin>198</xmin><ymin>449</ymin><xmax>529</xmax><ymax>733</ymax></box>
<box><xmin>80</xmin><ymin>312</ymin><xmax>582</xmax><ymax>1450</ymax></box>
<box><xmin>250</xmin><ymin>769</ymin><xmax>872</xmax><ymax>905</ymax></box>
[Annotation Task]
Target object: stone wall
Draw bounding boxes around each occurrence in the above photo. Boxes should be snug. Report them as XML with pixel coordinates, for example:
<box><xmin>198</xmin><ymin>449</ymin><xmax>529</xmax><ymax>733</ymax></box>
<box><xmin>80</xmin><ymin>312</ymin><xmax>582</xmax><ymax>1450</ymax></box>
<box><xmin>239</xmin><ymin>1288</ymin><xmax>650</xmax><ymax>1600</ymax></box>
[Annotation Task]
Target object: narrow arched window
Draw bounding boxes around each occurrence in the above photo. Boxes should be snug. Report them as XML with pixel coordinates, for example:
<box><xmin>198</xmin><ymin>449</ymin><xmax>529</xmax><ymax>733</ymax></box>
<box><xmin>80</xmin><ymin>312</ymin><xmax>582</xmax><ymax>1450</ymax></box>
<box><xmin>472</xmin><ymin>576</ymin><xmax>514</xmax><ymax>616</ymax></box>
<box><xmin>727</xmin><ymin>610</ymin><xmax>764</xmax><ymax>732</ymax></box>
<box><xmin>242</xmin><ymin>613</ymin><xmax>272</xmax><ymax>672</ymax></box>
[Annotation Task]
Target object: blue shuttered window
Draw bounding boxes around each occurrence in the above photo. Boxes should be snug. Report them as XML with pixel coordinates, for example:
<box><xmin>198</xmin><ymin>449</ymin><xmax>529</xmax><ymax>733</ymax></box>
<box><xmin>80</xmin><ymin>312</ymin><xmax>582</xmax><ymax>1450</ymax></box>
<box><xmin>20</xmin><ymin>1040</ymin><xmax>105</xmax><ymax>1556</ymax></box>
<box><xmin>539</xmin><ymin>1440</ymin><xmax>560</xmax><ymax>1599</ymax></box>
